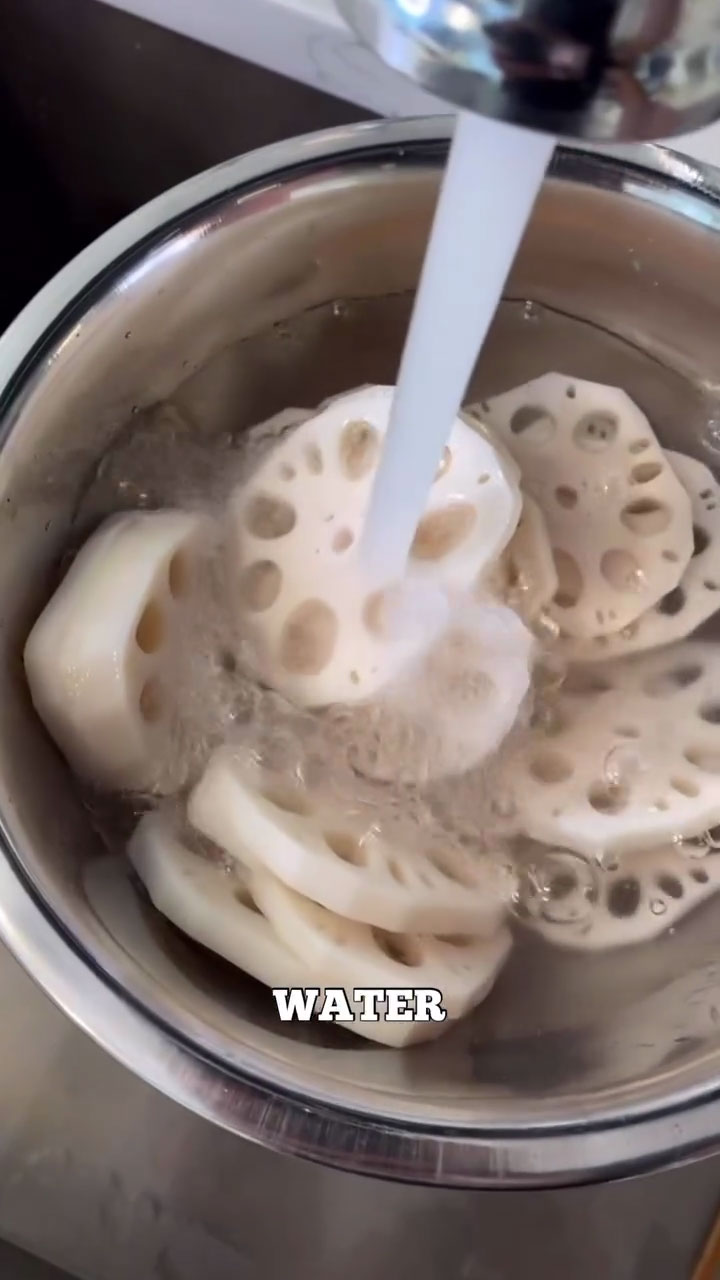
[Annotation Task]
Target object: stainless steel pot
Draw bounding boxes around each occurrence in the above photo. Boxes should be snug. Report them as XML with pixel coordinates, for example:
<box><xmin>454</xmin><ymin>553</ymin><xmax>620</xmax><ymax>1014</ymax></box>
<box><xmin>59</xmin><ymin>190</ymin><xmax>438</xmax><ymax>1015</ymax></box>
<box><xmin>4</xmin><ymin>118</ymin><xmax>720</xmax><ymax>1188</ymax></box>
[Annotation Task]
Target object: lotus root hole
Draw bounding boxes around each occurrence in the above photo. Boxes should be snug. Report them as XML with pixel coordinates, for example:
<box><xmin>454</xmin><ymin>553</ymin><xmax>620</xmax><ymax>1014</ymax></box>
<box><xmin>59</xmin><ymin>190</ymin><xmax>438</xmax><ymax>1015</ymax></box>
<box><xmin>263</xmin><ymin>784</ymin><xmax>311</xmax><ymax>816</ymax></box>
<box><xmin>621</xmin><ymin>498</ymin><xmax>671</xmax><ymax>536</ymax></box>
<box><xmin>672</xmin><ymin>663</ymin><xmax>702</xmax><ymax>689</ymax></box>
<box><xmin>643</xmin><ymin>663</ymin><xmax>702</xmax><ymax>697</ymax></box>
<box><xmin>615</xmin><ymin>725</ymin><xmax>640</xmax><ymax>739</ymax></box>
<box><xmin>693</xmin><ymin>525</ymin><xmax>710</xmax><ymax>557</ymax></box>
<box><xmin>588</xmin><ymin>780</ymin><xmax>629</xmax><ymax>814</ymax></box>
<box><xmin>135</xmin><ymin>599</ymin><xmax>165</xmax><ymax>653</ymax></box>
<box><xmin>705</xmin><ymin>580</ymin><xmax>720</xmax><ymax>591</ymax></box>
<box><xmin>509</xmin><ymin>405</ymin><xmax>555</xmax><ymax>444</ymax></box>
<box><xmin>324</xmin><ymin>830</ymin><xmax>366</xmax><ymax>865</ymax></box>
<box><xmin>279</xmin><ymin>463</ymin><xmax>296</xmax><ymax>482</ymax></box>
<box><xmin>671</xmin><ymin>775</ymin><xmax>701</xmax><ymax>798</ymax></box>
<box><xmin>601</xmin><ymin>549</ymin><xmax>645</xmax><ymax>594</ymax></box>
<box><xmin>235</xmin><ymin>884</ymin><xmax>262</xmax><ymax>914</ymax></box>
<box><xmin>239</xmin><ymin>560</ymin><xmax>282</xmax><ymax>612</ymax></box>
<box><xmin>548</xmin><ymin>872</ymin><xmax>578</xmax><ymax>900</ymax></box>
<box><xmin>572</xmin><ymin>412</ymin><xmax>618</xmax><ymax>451</ymax></box>
<box><xmin>700</xmin><ymin>701</ymin><xmax>720</xmax><ymax>724</ymax></box>
<box><xmin>552</xmin><ymin>549</ymin><xmax>583</xmax><ymax>608</ymax></box>
<box><xmin>529</xmin><ymin>750</ymin><xmax>574</xmax><ymax>784</ymax></box>
<box><xmin>387</xmin><ymin>857</ymin><xmax>408</xmax><ymax>885</ymax></box>
<box><xmin>446</xmin><ymin>934</ymin><xmax>478</xmax><ymax>950</ymax></box>
<box><xmin>168</xmin><ymin>549</ymin><xmax>192</xmax><ymax>598</ymax></box>
<box><xmin>658</xmin><ymin>587</ymin><xmax>686</xmax><ymax>616</ymax></box>
<box><xmin>607</xmin><ymin>877</ymin><xmax>641</xmax><ymax>917</ymax></box>
<box><xmin>332</xmin><ymin>527</ymin><xmax>354</xmax><ymax>553</ymax></box>
<box><xmin>411</xmin><ymin>503</ymin><xmax>477</xmax><ymax>561</ymax></box>
<box><xmin>426</xmin><ymin>848</ymin><xmax>475</xmax><ymax>888</ymax></box>
<box><xmin>692</xmin><ymin>869</ymin><xmax>710</xmax><ymax>884</ymax></box>
<box><xmin>280</xmin><ymin>599</ymin><xmax>338</xmax><ymax>675</ymax></box>
<box><xmin>339</xmin><ymin>420</ymin><xmax>379</xmax><ymax>480</ymax></box>
<box><xmin>657</xmin><ymin>873</ymin><xmax>684</xmax><ymax>899</ymax></box>
<box><xmin>629</xmin><ymin>438</ymin><xmax>651</xmax><ymax>454</ymax></box>
<box><xmin>245</xmin><ymin>493</ymin><xmax>297</xmax><ymax>539</ymax></box>
<box><xmin>684</xmin><ymin>746</ymin><xmax>720</xmax><ymax>773</ymax></box>
<box><xmin>565</xmin><ymin>384</ymin><xmax>576</xmax><ymax>399</ymax></box>
<box><xmin>363</xmin><ymin>590</ymin><xmax>386</xmax><ymax>636</ymax></box>
<box><xmin>139</xmin><ymin>677</ymin><xmax>163</xmax><ymax>723</ymax></box>
<box><xmin>631</xmin><ymin>460</ymin><xmax>663</xmax><ymax>485</ymax></box>
<box><xmin>564</xmin><ymin>668</ymin><xmax>613</xmax><ymax>696</ymax></box>
<box><xmin>304</xmin><ymin>444</ymin><xmax>323</xmax><ymax>474</ymax></box>
<box><xmin>372</xmin><ymin>929</ymin><xmax>423</xmax><ymax>967</ymax></box>
<box><xmin>555</xmin><ymin>485</ymin><xmax>578</xmax><ymax>509</ymax></box>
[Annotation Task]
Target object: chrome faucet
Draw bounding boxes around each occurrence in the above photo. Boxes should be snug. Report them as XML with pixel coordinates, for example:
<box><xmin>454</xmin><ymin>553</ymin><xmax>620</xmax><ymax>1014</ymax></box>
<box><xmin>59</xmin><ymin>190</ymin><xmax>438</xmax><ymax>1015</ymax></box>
<box><xmin>338</xmin><ymin>0</ymin><xmax>720</xmax><ymax>140</ymax></box>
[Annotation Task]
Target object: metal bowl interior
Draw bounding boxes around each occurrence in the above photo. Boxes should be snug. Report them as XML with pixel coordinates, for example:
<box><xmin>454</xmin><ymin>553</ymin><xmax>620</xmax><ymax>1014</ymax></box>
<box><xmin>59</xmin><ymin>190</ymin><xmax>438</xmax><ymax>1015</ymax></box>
<box><xmin>4</xmin><ymin>120</ymin><xmax>720</xmax><ymax>1182</ymax></box>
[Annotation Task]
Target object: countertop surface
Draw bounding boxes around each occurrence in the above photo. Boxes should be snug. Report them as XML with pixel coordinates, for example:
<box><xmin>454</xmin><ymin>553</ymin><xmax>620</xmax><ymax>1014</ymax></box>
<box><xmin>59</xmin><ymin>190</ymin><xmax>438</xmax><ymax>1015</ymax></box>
<box><xmin>2</xmin><ymin>947</ymin><xmax>720</xmax><ymax>1280</ymax></box>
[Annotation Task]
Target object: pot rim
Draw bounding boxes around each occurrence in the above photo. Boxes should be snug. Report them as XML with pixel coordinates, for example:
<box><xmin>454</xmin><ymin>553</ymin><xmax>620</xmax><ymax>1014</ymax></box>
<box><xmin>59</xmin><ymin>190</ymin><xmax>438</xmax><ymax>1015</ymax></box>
<box><xmin>3</xmin><ymin>116</ymin><xmax>720</xmax><ymax>1187</ymax></box>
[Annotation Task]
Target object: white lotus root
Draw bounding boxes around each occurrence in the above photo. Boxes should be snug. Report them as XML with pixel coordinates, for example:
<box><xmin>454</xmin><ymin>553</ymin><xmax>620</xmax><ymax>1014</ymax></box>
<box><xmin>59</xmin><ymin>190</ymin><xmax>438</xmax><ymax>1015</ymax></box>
<box><xmin>253</xmin><ymin>870</ymin><xmax>512</xmax><ymax>1023</ymax></box>
<box><xmin>522</xmin><ymin>843</ymin><xmax>720</xmax><ymax>951</ymax></box>
<box><xmin>488</xmin><ymin>494</ymin><xmax>558</xmax><ymax>623</ymax></box>
<box><xmin>348</xmin><ymin>602</ymin><xmax>534</xmax><ymax>783</ymax></box>
<box><xmin>128</xmin><ymin>814</ymin><xmax>504</xmax><ymax>1044</ymax></box>
<box><xmin>127</xmin><ymin>814</ymin><xmax>415</xmax><ymax>1044</ymax></box>
<box><xmin>128</xmin><ymin>811</ymin><xmax>307</xmax><ymax>983</ymax></box>
<box><xmin>506</xmin><ymin>641</ymin><xmax>720</xmax><ymax>858</ymax></box>
<box><xmin>560</xmin><ymin>451</ymin><xmax>720</xmax><ymax>662</ymax></box>
<box><xmin>188</xmin><ymin>747</ymin><xmax>515</xmax><ymax>934</ymax></box>
<box><xmin>230</xmin><ymin>384</ymin><xmax>521</xmax><ymax>707</ymax></box>
<box><xmin>483</xmin><ymin>374</ymin><xmax>693</xmax><ymax>638</ymax></box>
<box><xmin>462</xmin><ymin>403</ymin><xmax>522</xmax><ymax>486</ymax></box>
<box><xmin>24</xmin><ymin>509</ymin><xmax>211</xmax><ymax>791</ymax></box>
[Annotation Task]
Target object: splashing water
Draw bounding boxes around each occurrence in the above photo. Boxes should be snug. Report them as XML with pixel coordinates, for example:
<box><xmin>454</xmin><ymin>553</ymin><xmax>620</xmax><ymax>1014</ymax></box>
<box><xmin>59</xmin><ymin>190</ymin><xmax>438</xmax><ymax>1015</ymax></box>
<box><xmin>513</xmin><ymin>848</ymin><xmax>599</xmax><ymax>927</ymax></box>
<box><xmin>360</xmin><ymin>111</ymin><xmax>555</xmax><ymax>579</ymax></box>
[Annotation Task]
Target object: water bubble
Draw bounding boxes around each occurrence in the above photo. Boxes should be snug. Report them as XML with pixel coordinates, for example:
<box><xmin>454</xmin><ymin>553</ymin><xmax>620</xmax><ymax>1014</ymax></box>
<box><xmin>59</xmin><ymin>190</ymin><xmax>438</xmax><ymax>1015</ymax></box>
<box><xmin>650</xmin><ymin>898</ymin><xmax>667</xmax><ymax>916</ymax></box>
<box><xmin>534</xmin><ymin>654</ymin><xmax>566</xmax><ymax>695</ymax></box>
<box><xmin>531</xmin><ymin>700</ymin><xmax>564</xmax><ymax>736</ymax></box>
<box><xmin>703</xmin><ymin>417</ymin><xmax>720</xmax><ymax>455</ymax></box>
<box><xmin>506</xmin><ymin>570</ymin><xmax>530</xmax><ymax>607</ymax></box>
<box><xmin>332</xmin><ymin>300</ymin><xmax>349</xmax><ymax>318</ymax></box>
<box><xmin>532</xmin><ymin>611</ymin><xmax>561</xmax><ymax>645</ymax></box>
<box><xmin>702</xmin><ymin>414</ymin><xmax>720</xmax><ymax>455</ymax></box>
<box><xmin>522</xmin><ymin>300</ymin><xmax>541</xmax><ymax>323</ymax></box>
<box><xmin>596</xmin><ymin>852</ymin><xmax>619</xmax><ymax>872</ymax></box>
<box><xmin>679</xmin><ymin>832</ymin><xmax>710</xmax><ymax>858</ymax></box>
<box><xmin>513</xmin><ymin>848</ymin><xmax>598</xmax><ymax>925</ymax></box>
<box><xmin>603</xmin><ymin>742</ymin><xmax>647</xmax><ymax>790</ymax></box>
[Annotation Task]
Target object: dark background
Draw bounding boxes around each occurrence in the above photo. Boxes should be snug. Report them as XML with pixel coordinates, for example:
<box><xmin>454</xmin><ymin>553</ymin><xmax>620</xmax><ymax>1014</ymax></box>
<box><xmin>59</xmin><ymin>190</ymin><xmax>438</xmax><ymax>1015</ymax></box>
<box><xmin>0</xmin><ymin>0</ymin><xmax>369</xmax><ymax>329</ymax></box>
